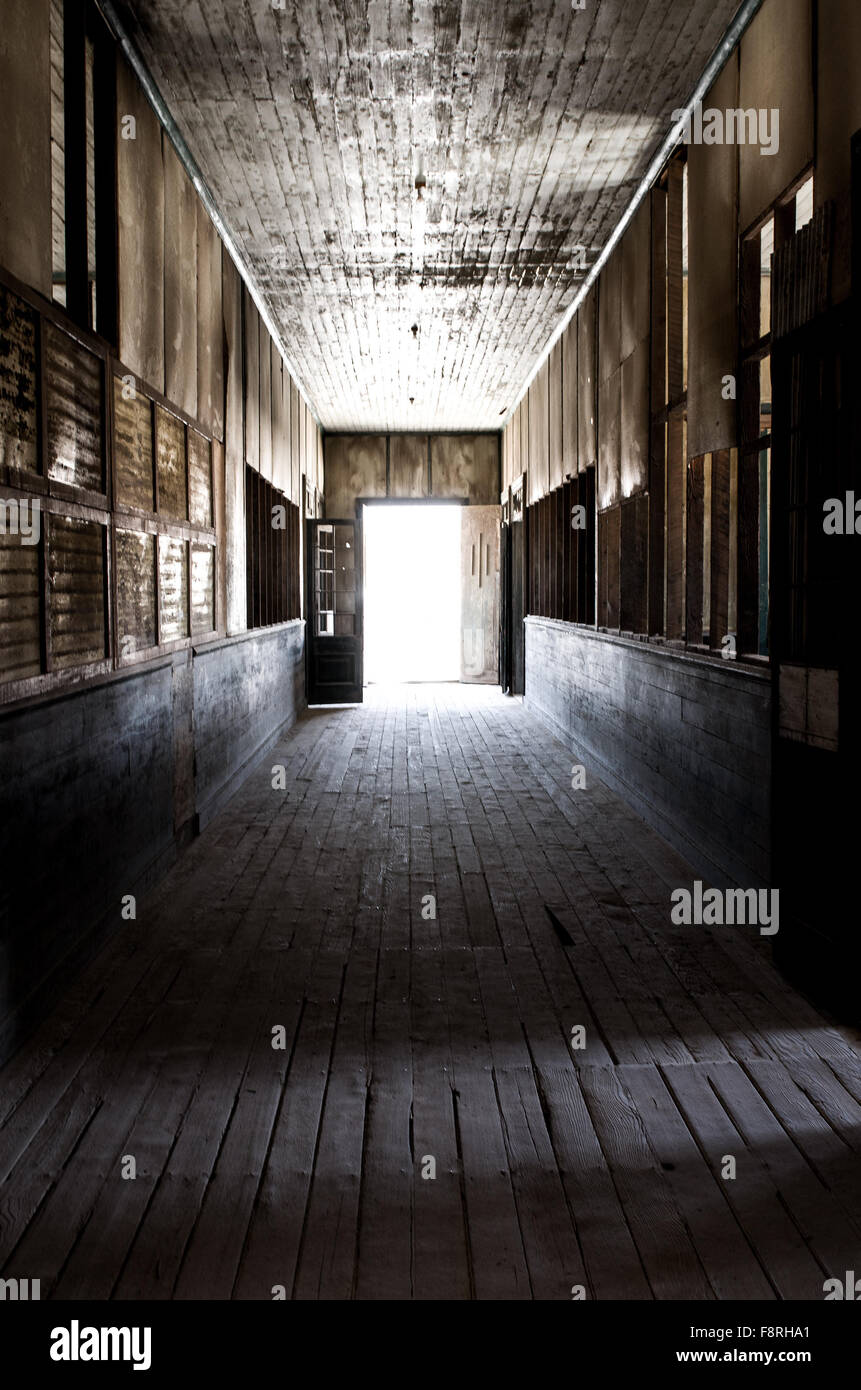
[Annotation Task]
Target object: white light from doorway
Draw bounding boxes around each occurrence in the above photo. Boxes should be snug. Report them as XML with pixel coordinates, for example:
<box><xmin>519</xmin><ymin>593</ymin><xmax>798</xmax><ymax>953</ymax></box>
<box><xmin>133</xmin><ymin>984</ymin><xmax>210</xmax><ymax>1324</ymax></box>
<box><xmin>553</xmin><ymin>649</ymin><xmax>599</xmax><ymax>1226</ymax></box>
<box><xmin>363</xmin><ymin>503</ymin><xmax>461</xmax><ymax>684</ymax></box>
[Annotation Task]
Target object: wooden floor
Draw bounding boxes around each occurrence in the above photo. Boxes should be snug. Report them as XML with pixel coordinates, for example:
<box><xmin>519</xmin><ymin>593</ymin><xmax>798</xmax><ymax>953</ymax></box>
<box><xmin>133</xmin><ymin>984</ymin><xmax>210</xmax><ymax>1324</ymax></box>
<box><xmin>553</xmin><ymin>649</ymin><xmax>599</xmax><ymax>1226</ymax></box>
<box><xmin>2</xmin><ymin>683</ymin><xmax>860</xmax><ymax>1300</ymax></box>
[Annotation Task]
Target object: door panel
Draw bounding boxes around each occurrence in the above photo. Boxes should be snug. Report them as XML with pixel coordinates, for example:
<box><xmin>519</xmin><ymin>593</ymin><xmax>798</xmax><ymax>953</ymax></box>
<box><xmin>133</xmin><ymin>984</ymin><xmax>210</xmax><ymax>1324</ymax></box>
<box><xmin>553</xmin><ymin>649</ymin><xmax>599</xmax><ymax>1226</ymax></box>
<box><xmin>461</xmin><ymin>504</ymin><xmax>500</xmax><ymax>684</ymax></box>
<box><xmin>499</xmin><ymin>494</ymin><xmax>511</xmax><ymax>691</ymax></box>
<box><xmin>510</xmin><ymin>475</ymin><xmax>526</xmax><ymax>694</ymax></box>
<box><xmin>306</xmin><ymin>518</ymin><xmax>363</xmax><ymax>703</ymax></box>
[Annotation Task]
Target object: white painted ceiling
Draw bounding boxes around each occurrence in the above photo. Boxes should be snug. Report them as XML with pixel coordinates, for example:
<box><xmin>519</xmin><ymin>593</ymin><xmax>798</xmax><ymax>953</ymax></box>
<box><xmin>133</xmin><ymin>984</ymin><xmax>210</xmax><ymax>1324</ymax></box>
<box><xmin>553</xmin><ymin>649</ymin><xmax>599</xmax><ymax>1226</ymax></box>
<box><xmin>123</xmin><ymin>0</ymin><xmax>742</xmax><ymax>431</ymax></box>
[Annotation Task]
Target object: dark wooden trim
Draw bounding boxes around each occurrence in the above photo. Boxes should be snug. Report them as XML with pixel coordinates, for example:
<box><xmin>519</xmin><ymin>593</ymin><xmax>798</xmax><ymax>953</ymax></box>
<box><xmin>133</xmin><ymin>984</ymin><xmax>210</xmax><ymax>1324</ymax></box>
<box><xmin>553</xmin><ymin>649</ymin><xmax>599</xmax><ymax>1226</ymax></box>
<box><xmin>154</xmin><ymin>530</ymin><xmax>163</xmax><ymax>647</ymax></box>
<box><xmin>666</xmin><ymin>159</ymin><xmax>685</xmax><ymax>403</ymax></box>
<box><xmin>852</xmin><ymin>127</ymin><xmax>861</xmax><ymax>300</ymax></box>
<box><xmin>152</xmin><ymin>400</ymin><xmax>161</xmax><ymax>515</ymax></box>
<box><xmin>36</xmin><ymin>314</ymin><xmax>49</xmax><ymax>483</ymax></box>
<box><xmin>39</xmin><ymin>517</ymin><xmax>51</xmax><ymax>675</ymax></box>
<box><xmin>63</xmin><ymin>0</ymin><xmax>89</xmax><ymax>327</ymax></box>
<box><xmin>90</xmin><ymin>0</ymin><xmax>118</xmax><ymax>345</ymax></box>
<box><xmin>102</xmin><ymin>519</ymin><xmax>113</xmax><ymax>661</ymax></box>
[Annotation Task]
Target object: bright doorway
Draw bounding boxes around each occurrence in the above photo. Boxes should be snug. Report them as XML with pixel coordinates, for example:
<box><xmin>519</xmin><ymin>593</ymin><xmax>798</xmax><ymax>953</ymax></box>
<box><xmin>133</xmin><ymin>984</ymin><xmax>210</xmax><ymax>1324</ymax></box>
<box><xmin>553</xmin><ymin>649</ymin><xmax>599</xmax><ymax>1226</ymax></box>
<box><xmin>363</xmin><ymin>503</ymin><xmax>461</xmax><ymax>683</ymax></box>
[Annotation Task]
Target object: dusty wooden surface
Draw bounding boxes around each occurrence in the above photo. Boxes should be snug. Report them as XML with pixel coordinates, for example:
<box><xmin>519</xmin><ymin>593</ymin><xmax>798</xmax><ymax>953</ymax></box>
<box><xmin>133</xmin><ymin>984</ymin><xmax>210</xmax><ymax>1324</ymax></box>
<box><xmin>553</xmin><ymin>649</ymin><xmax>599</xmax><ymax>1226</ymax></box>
<box><xmin>0</xmin><ymin>683</ymin><xmax>858</xmax><ymax>1300</ymax></box>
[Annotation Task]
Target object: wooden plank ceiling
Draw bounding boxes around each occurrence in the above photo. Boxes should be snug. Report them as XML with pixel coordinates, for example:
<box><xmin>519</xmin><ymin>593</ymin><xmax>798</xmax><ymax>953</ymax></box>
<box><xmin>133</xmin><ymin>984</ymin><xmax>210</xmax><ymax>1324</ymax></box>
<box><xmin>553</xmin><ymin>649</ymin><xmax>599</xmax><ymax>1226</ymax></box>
<box><xmin>123</xmin><ymin>0</ymin><xmax>741</xmax><ymax>431</ymax></box>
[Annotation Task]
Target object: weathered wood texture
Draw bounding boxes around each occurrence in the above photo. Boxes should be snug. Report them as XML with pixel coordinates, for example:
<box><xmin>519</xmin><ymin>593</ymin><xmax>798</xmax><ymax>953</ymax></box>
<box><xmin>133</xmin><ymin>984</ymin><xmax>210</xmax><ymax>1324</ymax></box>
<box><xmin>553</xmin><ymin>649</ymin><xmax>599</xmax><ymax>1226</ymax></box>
<box><xmin>1</xmin><ymin>683</ymin><xmax>857</xmax><ymax>1300</ymax></box>
<box><xmin>323</xmin><ymin>434</ymin><xmax>498</xmax><ymax>516</ymax></box>
<box><xmin>117</xmin><ymin>55</ymin><xmax>165</xmax><ymax>392</ymax></box>
<box><xmin>0</xmin><ymin>623</ymin><xmax>305</xmax><ymax>1059</ymax></box>
<box><xmin>197</xmin><ymin>205</ymin><xmax>224</xmax><ymax>441</ymax></box>
<box><xmin>125</xmin><ymin>0</ymin><xmax>741</xmax><ymax>430</ymax></box>
<box><xmin>687</xmin><ymin>56</ymin><xmax>739</xmax><ymax>459</ymax></box>
<box><xmin>431</xmin><ymin>434</ymin><xmax>499</xmax><ymax>503</ymax></box>
<box><xmin>0</xmin><ymin>0</ymin><xmax>53</xmax><ymax>298</ymax></box>
<box><xmin>164</xmin><ymin>142</ymin><xmax>198</xmax><ymax>420</ymax></box>
<box><xmin>460</xmin><ymin>505</ymin><xmax>500</xmax><ymax>683</ymax></box>
<box><xmin>389</xmin><ymin>433</ymin><xmax>429</xmax><ymax>498</ymax></box>
<box><xmin>739</xmin><ymin>0</ymin><xmax>814</xmax><ymax>234</ymax></box>
<box><xmin>323</xmin><ymin>434</ymin><xmax>387</xmax><ymax>517</ymax></box>
<box><xmin>525</xmin><ymin>618</ymin><xmax>772</xmax><ymax>888</ymax></box>
<box><xmin>619</xmin><ymin>201</ymin><xmax>651</xmax><ymax>498</ymax></box>
<box><xmin>222</xmin><ymin>252</ymin><xmax>246</xmax><ymax>635</ymax></box>
<box><xmin>578</xmin><ymin>291</ymin><xmax>597</xmax><ymax>474</ymax></box>
<box><xmin>816</xmin><ymin>0</ymin><xmax>861</xmax><ymax>306</ymax></box>
<box><xmin>528</xmin><ymin>362</ymin><xmax>550</xmax><ymax>505</ymax></box>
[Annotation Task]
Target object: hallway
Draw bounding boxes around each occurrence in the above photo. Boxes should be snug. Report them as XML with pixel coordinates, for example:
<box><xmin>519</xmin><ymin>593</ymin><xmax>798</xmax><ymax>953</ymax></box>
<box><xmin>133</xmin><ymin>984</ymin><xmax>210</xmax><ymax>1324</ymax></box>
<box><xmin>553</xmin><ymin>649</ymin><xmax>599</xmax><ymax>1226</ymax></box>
<box><xmin>2</xmin><ymin>685</ymin><xmax>859</xmax><ymax>1301</ymax></box>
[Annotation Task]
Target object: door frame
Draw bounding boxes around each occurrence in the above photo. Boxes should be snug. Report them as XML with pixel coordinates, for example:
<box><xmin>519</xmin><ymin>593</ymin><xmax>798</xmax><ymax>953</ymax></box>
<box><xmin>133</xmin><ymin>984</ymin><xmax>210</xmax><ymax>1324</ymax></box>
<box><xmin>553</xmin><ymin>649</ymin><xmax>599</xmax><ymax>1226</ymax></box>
<box><xmin>305</xmin><ymin>514</ymin><xmax>364</xmax><ymax>704</ymax></box>
<box><xmin>359</xmin><ymin>497</ymin><xmax>468</xmax><ymax>687</ymax></box>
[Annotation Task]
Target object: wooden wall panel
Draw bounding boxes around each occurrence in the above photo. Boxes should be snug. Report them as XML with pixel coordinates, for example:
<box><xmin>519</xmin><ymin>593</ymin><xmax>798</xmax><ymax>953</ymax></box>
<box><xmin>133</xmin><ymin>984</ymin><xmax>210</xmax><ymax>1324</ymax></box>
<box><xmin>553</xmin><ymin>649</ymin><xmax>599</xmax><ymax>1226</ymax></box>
<box><xmin>324</xmin><ymin>435</ymin><xmax>386</xmax><ymax>518</ymax></box>
<box><xmin>518</xmin><ymin>396</ymin><xmax>529</xmax><ymax>492</ymax></box>
<box><xmin>431</xmin><ymin>434</ymin><xmax>498</xmax><ymax>503</ymax></box>
<box><xmin>598</xmin><ymin>368</ymin><xmax>621</xmax><ymax>511</ymax></box>
<box><xmin>49</xmin><ymin>517</ymin><xmax>106</xmax><ymax>667</ymax></box>
<box><xmin>527</xmin><ymin>364</ymin><xmax>549</xmax><ymax>503</ymax></box>
<box><xmin>598</xmin><ymin>247</ymin><xmax>621</xmax><ymax>388</ymax></box>
<box><xmin>666</xmin><ymin>161</ymin><xmax>685</xmax><ymax>402</ymax></box>
<box><xmin>739</xmin><ymin>0</ymin><xmax>814</xmax><ymax>232</ymax></box>
<box><xmin>649</xmin><ymin>190</ymin><xmax>667</xmax><ymax>635</ymax></box>
<box><xmin>163</xmin><ymin>142</ymin><xmax>198</xmax><ymax>420</ymax></box>
<box><xmin>686</xmin><ymin>455</ymin><xmax>706</xmax><ymax>643</ymax></box>
<box><xmin>305</xmin><ymin>403</ymin><xmax>315</xmax><ymax>486</ymax></box>
<box><xmin>271</xmin><ymin>345</ymin><xmax>289</xmax><ymax>498</ymax></box>
<box><xmin>688</xmin><ymin>55</ymin><xmax>739</xmax><ymax>458</ymax></box>
<box><xmin>0</xmin><ymin>286</ymin><xmax>39</xmax><ymax>476</ymax></box>
<box><xmin>710</xmin><ymin>448</ymin><xmax>731</xmax><ymax>649</ymax></box>
<box><xmin>460</xmin><ymin>504</ymin><xmax>500</xmax><ymax>684</ymax></box>
<box><xmin>243</xmin><ymin>288</ymin><xmax>259</xmax><ymax>471</ymax></box>
<box><xmin>258</xmin><ymin>315</ymin><xmax>271</xmax><ymax>480</ymax></box>
<box><xmin>213</xmin><ymin>438</ymin><xmax>226</xmax><ymax>634</ymax></box>
<box><xmin>577</xmin><ymin>291</ymin><xmax>597</xmax><ymax>473</ymax></box>
<box><xmin>666</xmin><ymin>415</ymin><xmax>686</xmax><ymax>639</ymax></box>
<box><xmin>501</xmin><ymin>421</ymin><xmax>511</xmax><ymax>492</ymax></box>
<box><xmin>323</xmin><ymin>434</ymin><xmax>497</xmax><ymax>513</ymax></box>
<box><xmin>45</xmin><ymin>324</ymin><xmax>103</xmax><ymax>492</ymax></box>
<box><xmin>597</xmin><ymin>510</ymin><xmax>608</xmax><ymax>627</ymax></box>
<box><xmin>290</xmin><ymin>380</ymin><xmax>300</xmax><ymax>505</ymax></box>
<box><xmin>511</xmin><ymin>407</ymin><xmax>522</xmax><ymax>487</ymax></box>
<box><xmin>620</xmin><ymin>341</ymin><xmax>649</xmax><ymax>498</ymax></box>
<box><xmin>222</xmin><ymin>253</ymin><xmax>245</xmax><ymax>634</ymax></box>
<box><xmin>188</xmin><ymin>430</ymin><xmax>212</xmax><ymax>528</ymax></box>
<box><xmin>816</xmin><ymin>0</ymin><xmax>861</xmax><ymax>305</ymax></box>
<box><xmin>118</xmin><ymin>56</ymin><xmax>164</xmax><ymax>392</ymax></box>
<box><xmin>116</xmin><ymin>529</ymin><xmax>156</xmax><ymax>654</ymax></box>
<box><xmin>473</xmin><ymin>434</ymin><xmax>500</xmax><ymax>504</ymax></box>
<box><xmin>621</xmin><ymin>201</ymin><xmax>651</xmax><ymax>362</ymax></box>
<box><xmin>390</xmin><ymin>434</ymin><xmax>428</xmax><ymax>497</ymax></box>
<box><xmin>0</xmin><ymin>0</ymin><xmax>52</xmax><ymax>298</ymax></box>
<box><xmin>196</xmin><ymin>210</ymin><xmax>224</xmax><ymax>441</ymax></box>
<box><xmin>605</xmin><ymin>505</ymin><xmax>620</xmax><ymax>631</ymax></box>
<box><xmin>620</xmin><ymin>494</ymin><xmax>649</xmax><ymax>635</ymax></box>
<box><xmin>561</xmin><ymin>318</ymin><xmax>578</xmax><ymax>478</ymax></box>
<box><xmin>300</xmin><ymin>402</ymin><xmax>307</xmax><ymax>483</ymax></box>
<box><xmin>548</xmin><ymin>339</ymin><xmax>563</xmax><ymax>491</ymax></box>
<box><xmin>0</xmin><ymin>528</ymin><xmax>42</xmax><ymax>681</ymax></box>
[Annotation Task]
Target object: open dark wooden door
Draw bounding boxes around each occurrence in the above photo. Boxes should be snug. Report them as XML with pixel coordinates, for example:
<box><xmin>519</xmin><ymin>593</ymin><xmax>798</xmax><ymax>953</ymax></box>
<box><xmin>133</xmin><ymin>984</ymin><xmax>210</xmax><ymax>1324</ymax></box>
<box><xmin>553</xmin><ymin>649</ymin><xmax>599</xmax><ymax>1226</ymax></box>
<box><xmin>306</xmin><ymin>518</ymin><xmax>363</xmax><ymax>704</ymax></box>
<box><xmin>499</xmin><ymin>490</ymin><xmax>511</xmax><ymax>691</ymax></box>
<box><xmin>769</xmin><ymin>192</ymin><xmax>857</xmax><ymax>1015</ymax></box>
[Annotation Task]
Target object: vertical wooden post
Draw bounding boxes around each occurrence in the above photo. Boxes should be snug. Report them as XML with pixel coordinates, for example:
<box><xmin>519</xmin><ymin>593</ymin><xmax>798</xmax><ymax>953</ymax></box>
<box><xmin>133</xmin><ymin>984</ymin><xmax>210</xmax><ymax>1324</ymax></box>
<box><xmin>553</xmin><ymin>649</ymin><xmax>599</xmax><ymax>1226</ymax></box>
<box><xmin>63</xmin><ymin>0</ymin><xmax>89</xmax><ymax>327</ymax></box>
